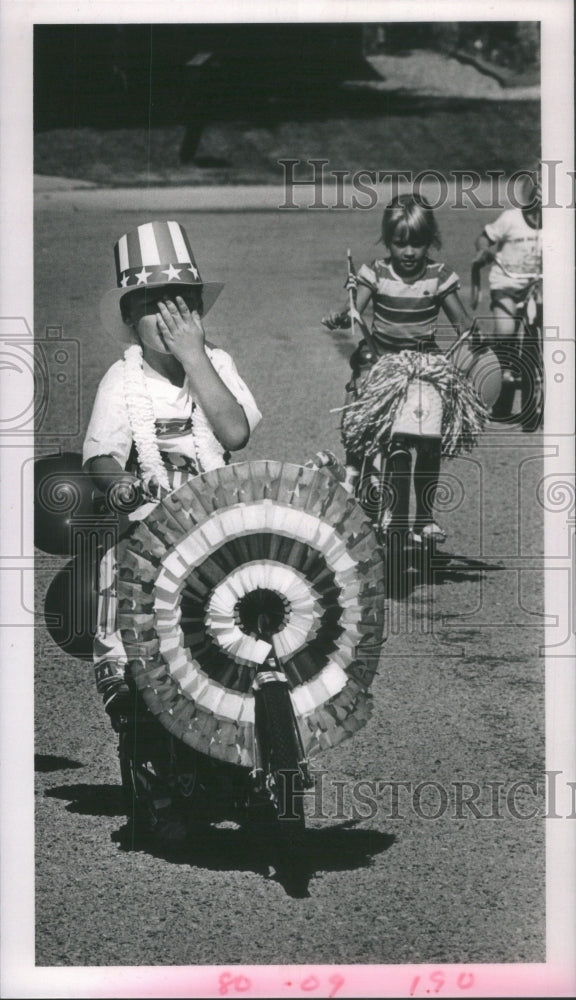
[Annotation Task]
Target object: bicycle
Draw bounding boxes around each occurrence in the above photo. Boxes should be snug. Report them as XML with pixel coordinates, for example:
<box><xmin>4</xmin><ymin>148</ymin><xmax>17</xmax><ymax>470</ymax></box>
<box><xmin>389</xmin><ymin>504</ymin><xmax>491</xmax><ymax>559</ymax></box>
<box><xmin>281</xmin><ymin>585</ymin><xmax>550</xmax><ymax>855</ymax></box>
<box><xmin>317</xmin><ymin>344</ymin><xmax>491</xmax><ymax>596</ymax></box>
<box><xmin>343</xmin><ymin>360</ymin><xmax>484</xmax><ymax>596</ymax></box>
<box><xmin>38</xmin><ymin>454</ymin><xmax>384</xmax><ymax>894</ymax></box>
<box><xmin>118</xmin><ymin>617</ymin><xmax>310</xmax><ymax>889</ymax></box>
<box><xmin>470</xmin><ymin>255</ymin><xmax>543</xmax><ymax>431</ymax></box>
<box><xmin>323</xmin><ymin>259</ymin><xmax>491</xmax><ymax>596</ymax></box>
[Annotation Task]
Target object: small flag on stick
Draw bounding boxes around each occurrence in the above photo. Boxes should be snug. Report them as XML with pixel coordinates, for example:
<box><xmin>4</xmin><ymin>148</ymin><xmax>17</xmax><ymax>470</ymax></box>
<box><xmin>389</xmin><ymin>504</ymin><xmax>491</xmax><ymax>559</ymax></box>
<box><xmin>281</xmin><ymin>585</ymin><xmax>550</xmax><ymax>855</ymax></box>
<box><xmin>346</xmin><ymin>249</ymin><xmax>378</xmax><ymax>358</ymax></box>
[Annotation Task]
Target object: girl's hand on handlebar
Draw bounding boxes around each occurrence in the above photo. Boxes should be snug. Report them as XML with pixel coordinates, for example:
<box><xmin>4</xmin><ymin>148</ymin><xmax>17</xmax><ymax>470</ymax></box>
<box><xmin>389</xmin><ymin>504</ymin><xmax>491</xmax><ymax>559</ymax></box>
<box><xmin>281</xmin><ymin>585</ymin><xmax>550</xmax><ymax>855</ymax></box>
<box><xmin>322</xmin><ymin>309</ymin><xmax>351</xmax><ymax>331</ymax></box>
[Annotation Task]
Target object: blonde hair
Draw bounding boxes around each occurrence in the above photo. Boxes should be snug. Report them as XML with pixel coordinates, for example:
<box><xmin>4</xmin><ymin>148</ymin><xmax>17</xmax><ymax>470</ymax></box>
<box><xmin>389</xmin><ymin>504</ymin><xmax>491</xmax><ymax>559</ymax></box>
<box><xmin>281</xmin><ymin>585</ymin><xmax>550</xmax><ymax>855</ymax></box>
<box><xmin>381</xmin><ymin>193</ymin><xmax>441</xmax><ymax>249</ymax></box>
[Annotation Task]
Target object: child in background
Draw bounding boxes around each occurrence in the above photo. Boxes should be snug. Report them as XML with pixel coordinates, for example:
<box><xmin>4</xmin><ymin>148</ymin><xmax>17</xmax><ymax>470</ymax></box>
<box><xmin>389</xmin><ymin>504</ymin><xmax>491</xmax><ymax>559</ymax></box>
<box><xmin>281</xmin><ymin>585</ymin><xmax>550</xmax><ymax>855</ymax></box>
<box><xmin>323</xmin><ymin>192</ymin><xmax>475</xmax><ymax>545</ymax></box>
<box><xmin>472</xmin><ymin>167</ymin><xmax>541</xmax><ymax>417</ymax></box>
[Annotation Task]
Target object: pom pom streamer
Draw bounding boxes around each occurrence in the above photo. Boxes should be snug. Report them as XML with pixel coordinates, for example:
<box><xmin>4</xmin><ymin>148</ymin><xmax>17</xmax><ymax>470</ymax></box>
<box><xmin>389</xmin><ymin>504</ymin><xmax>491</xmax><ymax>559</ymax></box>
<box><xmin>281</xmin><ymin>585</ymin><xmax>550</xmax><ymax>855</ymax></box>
<box><xmin>341</xmin><ymin>351</ymin><xmax>489</xmax><ymax>459</ymax></box>
<box><xmin>118</xmin><ymin>461</ymin><xmax>386</xmax><ymax>767</ymax></box>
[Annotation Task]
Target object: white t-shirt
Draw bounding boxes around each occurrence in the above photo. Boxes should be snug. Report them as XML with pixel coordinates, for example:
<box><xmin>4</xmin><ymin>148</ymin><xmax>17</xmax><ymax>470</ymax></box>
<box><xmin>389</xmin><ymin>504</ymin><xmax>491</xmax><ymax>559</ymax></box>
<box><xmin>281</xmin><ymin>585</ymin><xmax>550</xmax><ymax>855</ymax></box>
<box><xmin>83</xmin><ymin>346</ymin><xmax>262</xmax><ymax>471</ymax></box>
<box><xmin>484</xmin><ymin>209</ymin><xmax>541</xmax><ymax>291</ymax></box>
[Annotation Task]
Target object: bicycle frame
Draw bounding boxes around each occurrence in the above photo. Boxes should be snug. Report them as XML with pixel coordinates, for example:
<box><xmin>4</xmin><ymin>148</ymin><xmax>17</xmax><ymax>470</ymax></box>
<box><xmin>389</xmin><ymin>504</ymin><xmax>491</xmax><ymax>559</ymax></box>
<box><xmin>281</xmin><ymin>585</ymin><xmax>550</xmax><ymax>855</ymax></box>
<box><xmin>250</xmin><ymin>627</ymin><xmax>312</xmax><ymax>793</ymax></box>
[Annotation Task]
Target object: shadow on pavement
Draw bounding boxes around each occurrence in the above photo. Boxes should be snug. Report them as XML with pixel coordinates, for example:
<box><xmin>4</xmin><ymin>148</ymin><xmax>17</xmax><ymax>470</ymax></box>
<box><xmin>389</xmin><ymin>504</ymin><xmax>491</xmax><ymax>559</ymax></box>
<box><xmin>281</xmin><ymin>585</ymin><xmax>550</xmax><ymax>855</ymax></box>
<box><xmin>45</xmin><ymin>782</ymin><xmax>125</xmax><ymax>817</ymax></box>
<box><xmin>35</xmin><ymin>754</ymin><xmax>85</xmax><ymax>772</ymax></box>
<box><xmin>387</xmin><ymin>550</ymin><xmax>507</xmax><ymax>600</ymax></box>
<box><xmin>112</xmin><ymin>818</ymin><xmax>395</xmax><ymax>899</ymax></box>
<box><xmin>44</xmin><ymin>781</ymin><xmax>395</xmax><ymax>897</ymax></box>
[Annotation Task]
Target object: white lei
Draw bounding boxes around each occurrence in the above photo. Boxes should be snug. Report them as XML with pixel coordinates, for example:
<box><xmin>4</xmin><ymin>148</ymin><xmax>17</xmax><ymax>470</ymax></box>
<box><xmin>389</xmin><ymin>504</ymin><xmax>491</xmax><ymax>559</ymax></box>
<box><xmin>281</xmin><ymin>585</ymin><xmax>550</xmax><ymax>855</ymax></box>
<box><xmin>123</xmin><ymin>344</ymin><xmax>226</xmax><ymax>495</ymax></box>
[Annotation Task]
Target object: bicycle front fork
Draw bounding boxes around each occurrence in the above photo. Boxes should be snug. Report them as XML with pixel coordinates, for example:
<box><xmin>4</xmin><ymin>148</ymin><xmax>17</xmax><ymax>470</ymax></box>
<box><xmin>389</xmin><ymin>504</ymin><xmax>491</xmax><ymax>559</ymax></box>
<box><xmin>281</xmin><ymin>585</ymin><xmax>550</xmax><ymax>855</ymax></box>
<box><xmin>371</xmin><ymin>435</ymin><xmax>443</xmax><ymax>538</ymax></box>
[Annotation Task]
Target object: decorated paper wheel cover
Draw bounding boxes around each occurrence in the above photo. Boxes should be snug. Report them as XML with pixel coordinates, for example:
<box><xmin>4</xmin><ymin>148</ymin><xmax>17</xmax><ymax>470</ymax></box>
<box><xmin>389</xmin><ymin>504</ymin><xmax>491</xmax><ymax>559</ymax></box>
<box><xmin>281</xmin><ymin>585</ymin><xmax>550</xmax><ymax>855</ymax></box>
<box><xmin>117</xmin><ymin>460</ymin><xmax>385</xmax><ymax>767</ymax></box>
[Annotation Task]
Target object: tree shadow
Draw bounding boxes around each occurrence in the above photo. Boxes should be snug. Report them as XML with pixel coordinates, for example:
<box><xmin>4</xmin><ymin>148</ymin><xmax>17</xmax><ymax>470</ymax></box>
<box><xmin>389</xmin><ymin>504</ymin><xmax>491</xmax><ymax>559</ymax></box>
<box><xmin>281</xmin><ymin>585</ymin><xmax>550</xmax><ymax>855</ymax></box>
<box><xmin>34</xmin><ymin>754</ymin><xmax>84</xmax><ymax>772</ymax></box>
<box><xmin>184</xmin><ymin>81</ymin><xmax>535</xmax><ymax>133</ymax></box>
<box><xmin>181</xmin><ymin>85</ymin><xmax>536</xmax><ymax>164</ymax></box>
<box><xmin>191</xmin><ymin>155</ymin><xmax>232</xmax><ymax>169</ymax></box>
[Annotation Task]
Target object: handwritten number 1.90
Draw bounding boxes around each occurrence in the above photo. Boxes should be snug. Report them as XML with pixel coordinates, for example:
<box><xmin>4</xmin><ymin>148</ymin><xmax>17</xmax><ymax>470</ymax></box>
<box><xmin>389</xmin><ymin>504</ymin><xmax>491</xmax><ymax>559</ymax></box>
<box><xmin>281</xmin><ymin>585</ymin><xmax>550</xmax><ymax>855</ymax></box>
<box><xmin>409</xmin><ymin>971</ymin><xmax>475</xmax><ymax>995</ymax></box>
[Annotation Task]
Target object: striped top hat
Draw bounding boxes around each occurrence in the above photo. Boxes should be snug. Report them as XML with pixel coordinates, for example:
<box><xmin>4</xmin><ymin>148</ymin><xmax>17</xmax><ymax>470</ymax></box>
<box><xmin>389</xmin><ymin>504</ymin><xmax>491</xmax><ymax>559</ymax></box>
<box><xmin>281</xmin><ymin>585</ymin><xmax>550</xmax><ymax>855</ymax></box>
<box><xmin>100</xmin><ymin>220</ymin><xmax>224</xmax><ymax>341</ymax></box>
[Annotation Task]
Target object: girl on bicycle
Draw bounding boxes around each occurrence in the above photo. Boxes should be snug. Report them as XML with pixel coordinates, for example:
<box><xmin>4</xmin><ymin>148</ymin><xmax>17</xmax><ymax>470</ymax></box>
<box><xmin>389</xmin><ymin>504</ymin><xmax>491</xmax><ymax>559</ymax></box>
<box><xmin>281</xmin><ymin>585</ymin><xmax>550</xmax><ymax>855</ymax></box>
<box><xmin>472</xmin><ymin>167</ymin><xmax>541</xmax><ymax>417</ymax></box>
<box><xmin>323</xmin><ymin>192</ymin><xmax>483</xmax><ymax>547</ymax></box>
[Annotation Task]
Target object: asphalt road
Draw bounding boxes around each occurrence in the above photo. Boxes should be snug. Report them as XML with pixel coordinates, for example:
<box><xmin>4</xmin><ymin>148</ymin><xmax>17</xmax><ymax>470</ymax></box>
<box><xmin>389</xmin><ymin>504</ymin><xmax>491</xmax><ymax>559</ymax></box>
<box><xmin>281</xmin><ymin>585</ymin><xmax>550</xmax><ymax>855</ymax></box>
<box><xmin>33</xmin><ymin>193</ymin><xmax>545</xmax><ymax>967</ymax></box>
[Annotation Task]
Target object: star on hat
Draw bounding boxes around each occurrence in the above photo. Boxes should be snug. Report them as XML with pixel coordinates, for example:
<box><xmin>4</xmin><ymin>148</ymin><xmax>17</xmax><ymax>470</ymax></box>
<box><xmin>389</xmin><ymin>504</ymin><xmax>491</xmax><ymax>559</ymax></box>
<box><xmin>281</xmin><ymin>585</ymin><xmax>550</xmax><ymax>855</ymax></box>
<box><xmin>162</xmin><ymin>264</ymin><xmax>183</xmax><ymax>281</ymax></box>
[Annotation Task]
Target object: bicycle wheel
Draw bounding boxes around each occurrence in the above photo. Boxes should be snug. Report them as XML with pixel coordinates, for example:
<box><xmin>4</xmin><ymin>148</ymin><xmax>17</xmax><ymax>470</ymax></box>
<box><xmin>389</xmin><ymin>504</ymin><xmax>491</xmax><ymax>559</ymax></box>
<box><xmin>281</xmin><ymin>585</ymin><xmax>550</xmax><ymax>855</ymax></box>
<box><xmin>370</xmin><ymin>441</ymin><xmax>413</xmax><ymax>596</ymax></box>
<box><xmin>356</xmin><ymin>444</ymin><xmax>411</xmax><ymax>539</ymax></box>
<box><xmin>255</xmin><ymin>682</ymin><xmax>307</xmax><ymax>888</ymax></box>
<box><xmin>355</xmin><ymin>452</ymin><xmax>388</xmax><ymax>536</ymax></box>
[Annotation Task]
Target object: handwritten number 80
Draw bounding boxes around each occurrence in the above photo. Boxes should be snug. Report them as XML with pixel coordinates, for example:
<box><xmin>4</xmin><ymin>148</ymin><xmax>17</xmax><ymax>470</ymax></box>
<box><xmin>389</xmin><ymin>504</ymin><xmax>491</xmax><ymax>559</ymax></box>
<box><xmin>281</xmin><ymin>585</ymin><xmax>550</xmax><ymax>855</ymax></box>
<box><xmin>219</xmin><ymin>973</ymin><xmax>251</xmax><ymax>995</ymax></box>
<box><xmin>219</xmin><ymin>972</ymin><xmax>345</xmax><ymax>996</ymax></box>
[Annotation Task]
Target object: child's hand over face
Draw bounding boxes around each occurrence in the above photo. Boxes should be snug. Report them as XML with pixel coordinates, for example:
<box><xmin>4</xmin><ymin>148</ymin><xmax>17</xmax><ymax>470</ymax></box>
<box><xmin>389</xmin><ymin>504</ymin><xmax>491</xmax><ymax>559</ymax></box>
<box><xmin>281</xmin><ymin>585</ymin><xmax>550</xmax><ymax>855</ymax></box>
<box><xmin>156</xmin><ymin>296</ymin><xmax>205</xmax><ymax>362</ymax></box>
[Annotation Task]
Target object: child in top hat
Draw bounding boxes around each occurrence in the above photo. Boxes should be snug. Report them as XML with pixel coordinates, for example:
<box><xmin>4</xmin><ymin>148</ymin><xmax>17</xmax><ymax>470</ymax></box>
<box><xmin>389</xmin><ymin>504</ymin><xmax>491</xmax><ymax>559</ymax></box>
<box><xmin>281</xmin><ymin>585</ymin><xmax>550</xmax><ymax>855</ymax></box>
<box><xmin>83</xmin><ymin>221</ymin><xmax>261</xmax><ymax>841</ymax></box>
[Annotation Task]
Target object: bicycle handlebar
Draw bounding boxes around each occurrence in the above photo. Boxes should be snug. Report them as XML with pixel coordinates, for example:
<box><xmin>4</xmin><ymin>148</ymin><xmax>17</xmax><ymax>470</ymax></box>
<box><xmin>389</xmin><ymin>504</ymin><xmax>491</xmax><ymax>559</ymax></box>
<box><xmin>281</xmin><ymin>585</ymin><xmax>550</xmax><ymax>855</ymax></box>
<box><xmin>445</xmin><ymin>317</ymin><xmax>480</xmax><ymax>360</ymax></box>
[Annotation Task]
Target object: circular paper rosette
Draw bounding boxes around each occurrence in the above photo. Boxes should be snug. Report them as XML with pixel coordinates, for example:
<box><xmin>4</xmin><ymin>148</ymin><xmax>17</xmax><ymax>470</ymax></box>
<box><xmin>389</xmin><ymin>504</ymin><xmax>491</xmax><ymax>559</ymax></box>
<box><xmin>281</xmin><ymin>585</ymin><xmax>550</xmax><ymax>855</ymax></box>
<box><xmin>117</xmin><ymin>461</ymin><xmax>385</xmax><ymax>768</ymax></box>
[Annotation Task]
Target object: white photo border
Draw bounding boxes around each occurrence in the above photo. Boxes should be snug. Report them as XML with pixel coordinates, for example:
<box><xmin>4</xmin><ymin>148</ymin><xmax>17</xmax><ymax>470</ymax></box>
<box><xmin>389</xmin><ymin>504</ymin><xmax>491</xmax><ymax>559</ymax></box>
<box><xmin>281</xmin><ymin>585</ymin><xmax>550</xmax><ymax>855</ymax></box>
<box><xmin>1</xmin><ymin>1</ymin><xmax>574</xmax><ymax>997</ymax></box>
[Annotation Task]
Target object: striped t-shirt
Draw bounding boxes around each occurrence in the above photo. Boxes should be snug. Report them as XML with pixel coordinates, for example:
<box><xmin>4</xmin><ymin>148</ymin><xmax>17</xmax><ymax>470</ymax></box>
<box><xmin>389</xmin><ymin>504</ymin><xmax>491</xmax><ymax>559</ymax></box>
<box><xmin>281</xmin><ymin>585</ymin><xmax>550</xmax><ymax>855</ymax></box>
<box><xmin>356</xmin><ymin>257</ymin><xmax>460</xmax><ymax>350</ymax></box>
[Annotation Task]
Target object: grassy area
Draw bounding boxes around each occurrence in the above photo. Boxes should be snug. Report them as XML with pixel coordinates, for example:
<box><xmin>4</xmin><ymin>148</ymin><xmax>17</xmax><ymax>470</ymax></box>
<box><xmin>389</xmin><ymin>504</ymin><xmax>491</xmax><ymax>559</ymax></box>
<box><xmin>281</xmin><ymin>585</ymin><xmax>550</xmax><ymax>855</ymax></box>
<box><xmin>34</xmin><ymin>99</ymin><xmax>540</xmax><ymax>187</ymax></box>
